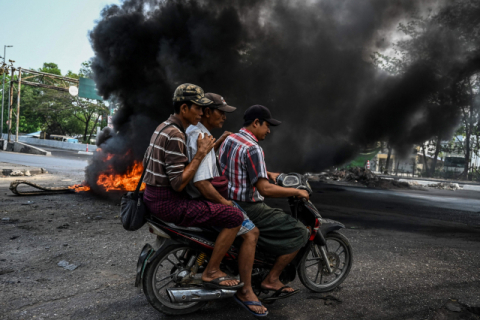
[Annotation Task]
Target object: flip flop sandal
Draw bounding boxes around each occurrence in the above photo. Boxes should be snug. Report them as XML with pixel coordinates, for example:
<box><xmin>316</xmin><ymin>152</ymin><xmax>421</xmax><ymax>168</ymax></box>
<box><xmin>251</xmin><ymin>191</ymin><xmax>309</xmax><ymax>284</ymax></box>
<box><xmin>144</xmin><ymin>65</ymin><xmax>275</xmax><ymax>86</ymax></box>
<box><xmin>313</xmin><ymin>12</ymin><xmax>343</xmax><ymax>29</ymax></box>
<box><xmin>233</xmin><ymin>294</ymin><xmax>268</xmax><ymax>317</ymax></box>
<box><xmin>261</xmin><ymin>286</ymin><xmax>300</xmax><ymax>303</ymax></box>
<box><xmin>202</xmin><ymin>276</ymin><xmax>244</xmax><ymax>290</ymax></box>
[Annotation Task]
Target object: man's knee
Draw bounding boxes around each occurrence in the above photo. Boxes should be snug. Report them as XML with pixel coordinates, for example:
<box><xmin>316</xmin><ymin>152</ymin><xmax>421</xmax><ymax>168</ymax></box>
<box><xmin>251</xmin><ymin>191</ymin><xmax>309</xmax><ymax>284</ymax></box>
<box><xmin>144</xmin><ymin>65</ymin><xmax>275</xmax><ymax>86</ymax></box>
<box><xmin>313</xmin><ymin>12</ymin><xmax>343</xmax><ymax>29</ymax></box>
<box><xmin>242</xmin><ymin>227</ymin><xmax>259</xmax><ymax>243</ymax></box>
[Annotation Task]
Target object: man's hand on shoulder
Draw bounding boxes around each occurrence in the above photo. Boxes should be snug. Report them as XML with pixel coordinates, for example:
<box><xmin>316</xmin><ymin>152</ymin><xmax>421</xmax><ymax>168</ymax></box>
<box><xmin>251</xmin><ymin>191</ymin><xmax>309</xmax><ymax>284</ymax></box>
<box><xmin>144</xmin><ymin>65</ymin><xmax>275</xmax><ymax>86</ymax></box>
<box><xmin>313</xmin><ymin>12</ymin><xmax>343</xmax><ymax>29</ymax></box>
<box><xmin>214</xmin><ymin>131</ymin><xmax>233</xmax><ymax>151</ymax></box>
<box><xmin>196</xmin><ymin>133</ymin><xmax>215</xmax><ymax>158</ymax></box>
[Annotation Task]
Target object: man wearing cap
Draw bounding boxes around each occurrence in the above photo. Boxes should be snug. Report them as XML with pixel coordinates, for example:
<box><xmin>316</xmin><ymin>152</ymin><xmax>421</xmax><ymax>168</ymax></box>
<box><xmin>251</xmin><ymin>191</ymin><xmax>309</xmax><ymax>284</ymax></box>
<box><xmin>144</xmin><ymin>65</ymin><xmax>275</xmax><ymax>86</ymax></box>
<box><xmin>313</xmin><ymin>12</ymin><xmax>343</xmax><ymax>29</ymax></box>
<box><xmin>219</xmin><ymin>105</ymin><xmax>310</xmax><ymax>298</ymax></box>
<box><xmin>143</xmin><ymin>83</ymin><xmax>245</xmax><ymax>290</ymax></box>
<box><xmin>185</xmin><ymin>94</ymin><xmax>267</xmax><ymax>316</ymax></box>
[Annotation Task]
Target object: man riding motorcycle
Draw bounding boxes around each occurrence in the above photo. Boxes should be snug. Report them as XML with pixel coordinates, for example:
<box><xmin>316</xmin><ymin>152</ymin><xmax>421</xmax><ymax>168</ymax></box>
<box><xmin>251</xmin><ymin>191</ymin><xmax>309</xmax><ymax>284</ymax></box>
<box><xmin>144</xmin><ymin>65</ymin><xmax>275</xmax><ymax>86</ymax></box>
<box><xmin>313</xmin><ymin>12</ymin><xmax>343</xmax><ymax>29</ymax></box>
<box><xmin>142</xmin><ymin>83</ymin><xmax>245</xmax><ymax>290</ymax></box>
<box><xmin>219</xmin><ymin>105</ymin><xmax>310</xmax><ymax>310</ymax></box>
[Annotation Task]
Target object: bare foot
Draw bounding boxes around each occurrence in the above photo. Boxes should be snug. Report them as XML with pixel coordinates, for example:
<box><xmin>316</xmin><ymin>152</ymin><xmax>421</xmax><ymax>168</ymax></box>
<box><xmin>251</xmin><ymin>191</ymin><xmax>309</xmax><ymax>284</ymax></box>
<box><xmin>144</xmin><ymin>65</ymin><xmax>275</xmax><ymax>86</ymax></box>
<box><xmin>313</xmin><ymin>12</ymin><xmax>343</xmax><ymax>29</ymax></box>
<box><xmin>201</xmin><ymin>269</ymin><xmax>239</xmax><ymax>287</ymax></box>
<box><xmin>236</xmin><ymin>288</ymin><xmax>267</xmax><ymax>315</ymax></box>
<box><xmin>261</xmin><ymin>278</ymin><xmax>295</xmax><ymax>293</ymax></box>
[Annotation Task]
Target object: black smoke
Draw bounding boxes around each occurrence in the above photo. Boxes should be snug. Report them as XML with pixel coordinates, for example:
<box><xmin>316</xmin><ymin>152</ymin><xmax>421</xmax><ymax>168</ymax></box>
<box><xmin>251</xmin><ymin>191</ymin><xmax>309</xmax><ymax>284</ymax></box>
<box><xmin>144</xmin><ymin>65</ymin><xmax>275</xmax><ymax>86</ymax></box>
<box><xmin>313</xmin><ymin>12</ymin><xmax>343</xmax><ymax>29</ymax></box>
<box><xmin>86</xmin><ymin>0</ymin><xmax>480</xmax><ymax>190</ymax></box>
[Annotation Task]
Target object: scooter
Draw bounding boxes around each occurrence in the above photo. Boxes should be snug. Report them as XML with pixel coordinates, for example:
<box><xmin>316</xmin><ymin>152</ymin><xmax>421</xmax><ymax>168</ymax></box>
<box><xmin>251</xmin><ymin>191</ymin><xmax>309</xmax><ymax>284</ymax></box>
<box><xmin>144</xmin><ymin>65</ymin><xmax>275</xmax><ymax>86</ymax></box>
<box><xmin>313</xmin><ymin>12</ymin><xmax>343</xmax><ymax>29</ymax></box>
<box><xmin>135</xmin><ymin>173</ymin><xmax>353</xmax><ymax>315</ymax></box>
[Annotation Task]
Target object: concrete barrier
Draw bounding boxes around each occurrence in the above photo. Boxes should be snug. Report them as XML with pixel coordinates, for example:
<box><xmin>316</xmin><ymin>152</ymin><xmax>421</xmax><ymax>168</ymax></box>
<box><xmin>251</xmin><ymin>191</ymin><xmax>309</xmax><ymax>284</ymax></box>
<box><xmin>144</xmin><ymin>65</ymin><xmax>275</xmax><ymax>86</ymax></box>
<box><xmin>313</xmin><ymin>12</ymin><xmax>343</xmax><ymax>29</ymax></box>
<box><xmin>0</xmin><ymin>139</ymin><xmax>7</xmax><ymax>151</ymax></box>
<box><xmin>1</xmin><ymin>134</ymin><xmax>94</xmax><ymax>151</ymax></box>
<box><xmin>10</xmin><ymin>141</ymin><xmax>51</xmax><ymax>156</ymax></box>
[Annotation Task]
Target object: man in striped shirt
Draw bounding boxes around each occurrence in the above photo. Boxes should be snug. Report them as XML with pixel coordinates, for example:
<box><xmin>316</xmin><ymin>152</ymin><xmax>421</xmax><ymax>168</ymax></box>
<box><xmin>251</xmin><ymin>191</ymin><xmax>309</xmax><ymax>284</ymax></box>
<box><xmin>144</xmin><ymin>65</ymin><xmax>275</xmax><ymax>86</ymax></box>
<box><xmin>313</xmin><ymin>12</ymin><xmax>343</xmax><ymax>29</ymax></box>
<box><xmin>219</xmin><ymin>105</ymin><xmax>310</xmax><ymax>296</ymax></box>
<box><xmin>143</xmin><ymin>84</ymin><xmax>245</xmax><ymax>290</ymax></box>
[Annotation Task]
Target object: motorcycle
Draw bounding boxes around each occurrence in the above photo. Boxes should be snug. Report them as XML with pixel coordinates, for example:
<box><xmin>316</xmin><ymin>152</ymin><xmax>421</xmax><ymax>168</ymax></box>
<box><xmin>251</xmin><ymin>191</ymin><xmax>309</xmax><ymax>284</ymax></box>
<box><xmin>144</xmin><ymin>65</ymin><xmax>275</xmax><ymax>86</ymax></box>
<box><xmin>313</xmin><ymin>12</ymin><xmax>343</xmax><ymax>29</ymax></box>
<box><xmin>134</xmin><ymin>173</ymin><xmax>353</xmax><ymax>315</ymax></box>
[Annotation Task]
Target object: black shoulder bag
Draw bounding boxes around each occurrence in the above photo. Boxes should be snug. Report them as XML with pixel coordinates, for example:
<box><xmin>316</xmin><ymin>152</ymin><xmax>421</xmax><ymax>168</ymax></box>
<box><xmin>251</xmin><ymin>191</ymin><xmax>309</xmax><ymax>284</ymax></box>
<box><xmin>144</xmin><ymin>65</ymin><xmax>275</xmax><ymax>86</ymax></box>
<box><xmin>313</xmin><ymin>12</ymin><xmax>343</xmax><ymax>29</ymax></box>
<box><xmin>120</xmin><ymin>123</ymin><xmax>175</xmax><ymax>231</ymax></box>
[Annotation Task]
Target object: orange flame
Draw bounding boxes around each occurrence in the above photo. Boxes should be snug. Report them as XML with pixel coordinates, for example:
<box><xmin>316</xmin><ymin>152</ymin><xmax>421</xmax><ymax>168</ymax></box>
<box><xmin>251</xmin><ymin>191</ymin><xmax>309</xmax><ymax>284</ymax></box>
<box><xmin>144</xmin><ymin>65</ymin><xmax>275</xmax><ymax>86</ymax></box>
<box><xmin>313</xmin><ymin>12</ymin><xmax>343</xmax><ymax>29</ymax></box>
<box><xmin>69</xmin><ymin>149</ymin><xmax>144</xmax><ymax>193</ymax></box>
<box><xmin>68</xmin><ymin>184</ymin><xmax>91</xmax><ymax>193</ymax></box>
<box><xmin>97</xmin><ymin>160</ymin><xmax>145</xmax><ymax>192</ymax></box>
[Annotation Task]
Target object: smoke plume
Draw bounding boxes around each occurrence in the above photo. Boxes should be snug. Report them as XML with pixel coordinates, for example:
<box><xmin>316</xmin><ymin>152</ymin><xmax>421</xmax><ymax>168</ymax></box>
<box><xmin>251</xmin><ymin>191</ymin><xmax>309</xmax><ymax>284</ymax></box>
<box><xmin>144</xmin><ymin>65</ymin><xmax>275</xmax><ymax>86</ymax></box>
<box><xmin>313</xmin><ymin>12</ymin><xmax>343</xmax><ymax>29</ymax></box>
<box><xmin>86</xmin><ymin>0</ymin><xmax>480</xmax><ymax>191</ymax></box>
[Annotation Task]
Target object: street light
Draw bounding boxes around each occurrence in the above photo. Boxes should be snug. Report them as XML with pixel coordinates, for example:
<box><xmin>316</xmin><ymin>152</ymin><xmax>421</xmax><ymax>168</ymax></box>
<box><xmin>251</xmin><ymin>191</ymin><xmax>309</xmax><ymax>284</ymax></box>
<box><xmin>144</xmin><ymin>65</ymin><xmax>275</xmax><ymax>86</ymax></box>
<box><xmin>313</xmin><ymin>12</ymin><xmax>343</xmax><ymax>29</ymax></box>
<box><xmin>1</xmin><ymin>45</ymin><xmax>13</xmax><ymax>138</ymax></box>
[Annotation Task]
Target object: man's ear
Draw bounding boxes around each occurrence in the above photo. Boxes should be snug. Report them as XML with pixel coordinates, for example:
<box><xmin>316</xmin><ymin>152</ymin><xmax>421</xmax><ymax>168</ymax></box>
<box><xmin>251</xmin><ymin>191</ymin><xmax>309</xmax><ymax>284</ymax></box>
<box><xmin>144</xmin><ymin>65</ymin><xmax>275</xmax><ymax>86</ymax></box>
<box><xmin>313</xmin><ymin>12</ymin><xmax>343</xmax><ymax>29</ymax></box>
<box><xmin>204</xmin><ymin>107</ymin><xmax>211</xmax><ymax>118</ymax></box>
<box><xmin>253</xmin><ymin>118</ymin><xmax>260</xmax><ymax>128</ymax></box>
<box><xmin>180</xmin><ymin>103</ymin><xmax>188</xmax><ymax>114</ymax></box>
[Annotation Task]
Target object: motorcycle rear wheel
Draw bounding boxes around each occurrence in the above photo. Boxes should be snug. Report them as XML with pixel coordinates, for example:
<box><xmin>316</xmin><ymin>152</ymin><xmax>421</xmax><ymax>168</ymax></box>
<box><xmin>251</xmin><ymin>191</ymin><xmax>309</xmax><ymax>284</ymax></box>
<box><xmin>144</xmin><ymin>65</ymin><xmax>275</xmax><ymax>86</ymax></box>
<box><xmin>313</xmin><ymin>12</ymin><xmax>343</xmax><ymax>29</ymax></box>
<box><xmin>298</xmin><ymin>231</ymin><xmax>353</xmax><ymax>292</ymax></box>
<box><xmin>143</xmin><ymin>244</ymin><xmax>207</xmax><ymax>315</ymax></box>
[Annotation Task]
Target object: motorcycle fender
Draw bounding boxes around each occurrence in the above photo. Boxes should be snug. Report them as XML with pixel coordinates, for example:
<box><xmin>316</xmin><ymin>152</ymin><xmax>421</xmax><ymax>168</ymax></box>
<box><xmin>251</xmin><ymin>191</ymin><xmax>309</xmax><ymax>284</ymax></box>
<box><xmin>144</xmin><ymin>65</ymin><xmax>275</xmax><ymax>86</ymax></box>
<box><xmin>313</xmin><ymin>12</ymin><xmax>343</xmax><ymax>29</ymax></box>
<box><xmin>146</xmin><ymin>238</ymin><xmax>181</xmax><ymax>264</ymax></box>
<box><xmin>135</xmin><ymin>244</ymin><xmax>154</xmax><ymax>288</ymax></box>
<box><xmin>320</xmin><ymin>220</ymin><xmax>345</xmax><ymax>236</ymax></box>
<box><xmin>135</xmin><ymin>239</ymin><xmax>180</xmax><ymax>288</ymax></box>
<box><xmin>315</xmin><ymin>220</ymin><xmax>345</xmax><ymax>246</ymax></box>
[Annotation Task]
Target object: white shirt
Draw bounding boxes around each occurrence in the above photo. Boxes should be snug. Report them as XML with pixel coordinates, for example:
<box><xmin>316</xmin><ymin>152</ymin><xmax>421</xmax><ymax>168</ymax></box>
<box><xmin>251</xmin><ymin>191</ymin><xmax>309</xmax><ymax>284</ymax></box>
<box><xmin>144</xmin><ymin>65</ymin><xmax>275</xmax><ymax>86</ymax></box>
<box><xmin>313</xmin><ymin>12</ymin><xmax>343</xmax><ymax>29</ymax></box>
<box><xmin>185</xmin><ymin>122</ymin><xmax>219</xmax><ymax>198</ymax></box>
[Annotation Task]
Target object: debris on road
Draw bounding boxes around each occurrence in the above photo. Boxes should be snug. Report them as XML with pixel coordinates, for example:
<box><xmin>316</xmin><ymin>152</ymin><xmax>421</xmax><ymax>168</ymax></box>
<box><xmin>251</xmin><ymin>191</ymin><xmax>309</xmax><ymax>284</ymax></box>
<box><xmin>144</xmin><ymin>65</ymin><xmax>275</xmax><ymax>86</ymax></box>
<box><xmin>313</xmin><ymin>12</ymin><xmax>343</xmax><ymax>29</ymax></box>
<box><xmin>427</xmin><ymin>182</ymin><xmax>463</xmax><ymax>191</ymax></box>
<box><xmin>9</xmin><ymin>180</ymin><xmax>75</xmax><ymax>196</ymax></box>
<box><xmin>10</xmin><ymin>170</ymin><xmax>24</xmax><ymax>176</ymax></box>
<box><xmin>308</xmin><ymin>167</ymin><xmax>411</xmax><ymax>189</ymax></box>
<box><xmin>307</xmin><ymin>295</ymin><xmax>343</xmax><ymax>306</ymax></box>
<box><xmin>57</xmin><ymin>260</ymin><xmax>79</xmax><ymax>271</ymax></box>
<box><xmin>428</xmin><ymin>299</ymin><xmax>480</xmax><ymax>319</ymax></box>
<box><xmin>308</xmin><ymin>167</ymin><xmax>466</xmax><ymax>191</ymax></box>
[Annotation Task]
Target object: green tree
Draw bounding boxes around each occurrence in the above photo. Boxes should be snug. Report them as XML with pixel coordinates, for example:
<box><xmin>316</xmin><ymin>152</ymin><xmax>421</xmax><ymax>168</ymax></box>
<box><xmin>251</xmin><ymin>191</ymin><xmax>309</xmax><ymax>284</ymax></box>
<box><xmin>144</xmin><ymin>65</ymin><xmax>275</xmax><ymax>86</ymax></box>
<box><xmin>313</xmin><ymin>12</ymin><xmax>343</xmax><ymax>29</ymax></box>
<box><xmin>39</xmin><ymin>62</ymin><xmax>61</xmax><ymax>75</ymax></box>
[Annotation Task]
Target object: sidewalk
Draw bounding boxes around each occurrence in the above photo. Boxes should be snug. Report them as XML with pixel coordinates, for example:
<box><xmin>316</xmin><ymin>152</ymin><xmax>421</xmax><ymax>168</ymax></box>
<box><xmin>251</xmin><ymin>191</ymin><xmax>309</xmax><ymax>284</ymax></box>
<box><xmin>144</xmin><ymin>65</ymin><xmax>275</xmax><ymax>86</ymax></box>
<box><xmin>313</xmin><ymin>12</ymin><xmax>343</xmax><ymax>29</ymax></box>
<box><xmin>0</xmin><ymin>162</ymin><xmax>47</xmax><ymax>177</ymax></box>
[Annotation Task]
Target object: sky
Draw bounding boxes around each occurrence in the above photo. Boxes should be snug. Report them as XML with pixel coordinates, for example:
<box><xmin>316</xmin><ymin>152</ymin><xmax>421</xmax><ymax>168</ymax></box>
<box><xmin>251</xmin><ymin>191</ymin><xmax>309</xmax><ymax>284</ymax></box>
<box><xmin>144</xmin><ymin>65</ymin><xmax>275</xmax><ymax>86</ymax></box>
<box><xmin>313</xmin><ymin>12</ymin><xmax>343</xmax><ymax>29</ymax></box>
<box><xmin>0</xmin><ymin>0</ymin><xmax>121</xmax><ymax>75</ymax></box>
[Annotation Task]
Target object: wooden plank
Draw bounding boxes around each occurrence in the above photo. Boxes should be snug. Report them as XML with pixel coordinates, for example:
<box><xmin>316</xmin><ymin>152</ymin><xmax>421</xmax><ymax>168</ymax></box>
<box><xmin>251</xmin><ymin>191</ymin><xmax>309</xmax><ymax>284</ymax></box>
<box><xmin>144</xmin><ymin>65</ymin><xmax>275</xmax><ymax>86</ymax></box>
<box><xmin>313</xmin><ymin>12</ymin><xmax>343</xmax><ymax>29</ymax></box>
<box><xmin>13</xmin><ymin>80</ymin><xmax>70</xmax><ymax>92</ymax></box>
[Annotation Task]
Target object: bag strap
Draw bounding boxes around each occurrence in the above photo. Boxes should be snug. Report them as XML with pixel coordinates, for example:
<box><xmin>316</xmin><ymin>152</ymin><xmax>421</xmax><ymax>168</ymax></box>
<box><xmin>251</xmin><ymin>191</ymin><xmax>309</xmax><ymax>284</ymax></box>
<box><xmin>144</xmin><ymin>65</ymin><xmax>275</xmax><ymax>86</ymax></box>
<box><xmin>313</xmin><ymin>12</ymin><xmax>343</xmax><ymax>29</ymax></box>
<box><xmin>133</xmin><ymin>123</ymin><xmax>179</xmax><ymax>197</ymax></box>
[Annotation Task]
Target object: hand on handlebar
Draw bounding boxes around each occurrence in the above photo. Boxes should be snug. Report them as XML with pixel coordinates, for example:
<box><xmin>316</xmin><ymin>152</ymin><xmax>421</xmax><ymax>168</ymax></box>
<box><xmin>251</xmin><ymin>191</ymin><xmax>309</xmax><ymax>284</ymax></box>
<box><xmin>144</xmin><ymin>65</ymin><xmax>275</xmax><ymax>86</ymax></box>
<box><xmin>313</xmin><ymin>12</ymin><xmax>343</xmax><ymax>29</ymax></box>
<box><xmin>296</xmin><ymin>189</ymin><xmax>310</xmax><ymax>201</ymax></box>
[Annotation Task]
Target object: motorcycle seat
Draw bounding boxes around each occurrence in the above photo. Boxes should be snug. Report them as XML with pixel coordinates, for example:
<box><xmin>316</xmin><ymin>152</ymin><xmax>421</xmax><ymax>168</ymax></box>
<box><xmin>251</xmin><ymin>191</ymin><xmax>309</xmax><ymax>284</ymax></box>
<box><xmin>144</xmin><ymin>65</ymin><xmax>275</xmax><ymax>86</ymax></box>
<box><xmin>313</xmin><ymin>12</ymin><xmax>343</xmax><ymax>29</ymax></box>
<box><xmin>148</xmin><ymin>215</ymin><xmax>218</xmax><ymax>235</ymax></box>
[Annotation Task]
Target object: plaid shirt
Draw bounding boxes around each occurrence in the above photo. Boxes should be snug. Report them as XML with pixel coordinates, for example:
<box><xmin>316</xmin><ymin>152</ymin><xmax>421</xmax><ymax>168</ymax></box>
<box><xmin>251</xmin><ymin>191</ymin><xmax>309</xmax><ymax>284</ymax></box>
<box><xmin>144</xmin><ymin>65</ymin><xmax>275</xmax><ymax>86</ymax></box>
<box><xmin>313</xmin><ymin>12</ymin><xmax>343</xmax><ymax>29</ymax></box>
<box><xmin>219</xmin><ymin>128</ymin><xmax>268</xmax><ymax>202</ymax></box>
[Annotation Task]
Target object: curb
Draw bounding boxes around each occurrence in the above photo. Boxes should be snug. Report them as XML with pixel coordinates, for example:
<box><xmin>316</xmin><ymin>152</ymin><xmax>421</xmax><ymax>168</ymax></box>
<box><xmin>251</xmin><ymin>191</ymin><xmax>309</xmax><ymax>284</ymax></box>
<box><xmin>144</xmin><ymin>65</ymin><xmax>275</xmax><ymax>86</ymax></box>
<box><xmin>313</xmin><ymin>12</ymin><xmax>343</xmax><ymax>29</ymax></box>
<box><xmin>78</xmin><ymin>151</ymin><xmax>93</xmax><ymax>155</ymax></box>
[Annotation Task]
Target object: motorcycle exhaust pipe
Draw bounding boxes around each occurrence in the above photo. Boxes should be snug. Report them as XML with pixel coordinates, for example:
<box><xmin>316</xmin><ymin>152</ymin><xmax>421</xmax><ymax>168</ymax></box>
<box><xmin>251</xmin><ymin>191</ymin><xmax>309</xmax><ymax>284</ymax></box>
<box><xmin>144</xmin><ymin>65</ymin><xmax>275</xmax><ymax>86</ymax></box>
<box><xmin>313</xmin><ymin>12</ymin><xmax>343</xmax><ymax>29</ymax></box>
<box><xmin>167</xmin><ymin>287</ymin><xmax>237</xmax><ymax>303</ymax></box>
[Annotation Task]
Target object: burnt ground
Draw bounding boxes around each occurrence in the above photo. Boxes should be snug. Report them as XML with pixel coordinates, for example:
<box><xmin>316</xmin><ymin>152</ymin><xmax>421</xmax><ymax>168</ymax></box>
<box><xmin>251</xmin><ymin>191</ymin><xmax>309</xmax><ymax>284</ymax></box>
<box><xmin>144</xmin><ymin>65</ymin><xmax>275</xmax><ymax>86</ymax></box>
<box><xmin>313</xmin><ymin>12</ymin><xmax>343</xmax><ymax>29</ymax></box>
<box><xmin>1</xmin><ymin>173</ymin><xmax>480</xmax><ymax>320</ymax></box>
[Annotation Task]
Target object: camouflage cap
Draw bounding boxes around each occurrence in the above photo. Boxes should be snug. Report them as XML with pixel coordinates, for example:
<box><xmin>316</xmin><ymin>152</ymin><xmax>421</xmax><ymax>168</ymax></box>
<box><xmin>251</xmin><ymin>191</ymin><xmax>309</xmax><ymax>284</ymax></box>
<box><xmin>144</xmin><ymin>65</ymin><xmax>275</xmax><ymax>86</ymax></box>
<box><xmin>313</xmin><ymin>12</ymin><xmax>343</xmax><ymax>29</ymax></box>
<box><xmin>173</xmin><ymin>83</ymin><xmax>213</xmax><ymax>106</ymax></box>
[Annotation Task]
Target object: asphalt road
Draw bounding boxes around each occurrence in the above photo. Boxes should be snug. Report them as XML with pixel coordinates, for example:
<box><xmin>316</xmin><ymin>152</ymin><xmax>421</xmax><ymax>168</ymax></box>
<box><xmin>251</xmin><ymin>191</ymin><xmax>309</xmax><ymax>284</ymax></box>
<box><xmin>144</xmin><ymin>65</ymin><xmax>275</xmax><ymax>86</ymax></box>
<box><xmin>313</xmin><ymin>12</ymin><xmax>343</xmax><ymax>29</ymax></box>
<box><xmin>1</xmin><ymin>177</ymin><xmax>479</xmax><ymax>320</ymax></box>
<box><xmin>0</xmin><ymin>149</ymin><xmax>90</xmax><ymax>174</ymax></box>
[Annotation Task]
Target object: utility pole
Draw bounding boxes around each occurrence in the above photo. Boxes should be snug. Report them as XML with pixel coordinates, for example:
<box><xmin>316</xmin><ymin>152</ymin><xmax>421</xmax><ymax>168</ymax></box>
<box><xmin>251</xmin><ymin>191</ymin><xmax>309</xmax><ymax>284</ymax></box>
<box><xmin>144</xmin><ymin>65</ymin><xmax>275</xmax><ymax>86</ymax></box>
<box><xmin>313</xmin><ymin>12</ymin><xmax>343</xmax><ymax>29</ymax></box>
<box><xmin>1</xmin><ymin>45</ymin><xmax>13</xmax><ymax>137</ymax></box>
<box><xmin>7</xmin><ymin>64</ymin><xmax>14</xmax><ymax>142</ymax></box>
<box><xmin>15</xmin><ymin>67</ymin><xmax>22</xmax><ymax>142</ymax></box>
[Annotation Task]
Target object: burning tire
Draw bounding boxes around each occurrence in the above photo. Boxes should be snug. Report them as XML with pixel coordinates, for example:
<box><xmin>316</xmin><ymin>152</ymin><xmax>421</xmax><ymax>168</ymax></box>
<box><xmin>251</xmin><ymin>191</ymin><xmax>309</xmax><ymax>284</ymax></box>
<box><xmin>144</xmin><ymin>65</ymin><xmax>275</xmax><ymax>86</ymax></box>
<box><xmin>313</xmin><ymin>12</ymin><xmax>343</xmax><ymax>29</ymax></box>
<box><xmin>298</xmin><ymin>231</ymin><xmax>353</xmax><ymax>292</ymax></box>
<box><xmin>142</xmin><ymin>245</ymin><xmax>207</xmax><ymax>315</ymax></box>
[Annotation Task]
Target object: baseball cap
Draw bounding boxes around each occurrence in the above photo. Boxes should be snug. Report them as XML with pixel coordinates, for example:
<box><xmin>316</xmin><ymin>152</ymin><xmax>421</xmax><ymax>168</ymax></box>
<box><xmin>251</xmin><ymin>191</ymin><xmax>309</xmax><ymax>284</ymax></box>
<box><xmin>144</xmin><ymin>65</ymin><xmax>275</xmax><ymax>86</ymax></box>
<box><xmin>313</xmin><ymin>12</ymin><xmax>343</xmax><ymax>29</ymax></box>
<box><xmin>204</xmin><ymin>93</ymin><xmax>236</xmax><ymax>113</ymax></box>
<box><xmin>173</xmin><ymin>83</ymin><xmax>213</xmax><ymax>106</ymax></box>
<box><xmin>243</xmin><ymin>105</ymin><xmax>282</xmax><ymax>126</ymax></box>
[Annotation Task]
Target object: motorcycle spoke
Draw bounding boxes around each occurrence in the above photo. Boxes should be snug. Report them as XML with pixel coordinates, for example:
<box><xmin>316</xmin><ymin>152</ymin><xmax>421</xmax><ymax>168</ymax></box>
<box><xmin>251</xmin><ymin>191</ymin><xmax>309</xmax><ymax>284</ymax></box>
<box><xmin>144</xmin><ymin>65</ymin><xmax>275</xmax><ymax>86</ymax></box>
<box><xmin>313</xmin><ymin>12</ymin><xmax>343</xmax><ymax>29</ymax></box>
<box><xmin>154</xmin><ymin>273</ymin><xmax>175</xmax><ymax>287</ymax></box>
<box><xmin>305</xmin><ymin>261</ymin><xmax>320</xmax><ymax>269</ymax></box>
<box><xmin>320</xmin><ymin>273</ymin><xmax>324</xmax><ymax>284</ymax></box>
<box><xmin>174</xmin><ymin>250</ymin><xmax>183</xmax><ymax>262</ymax></box>
<box><xmin>156</xmin><ymin>279</ymin><xmax>174</xmax><ymax>291</ymax></box>
<box><xmin>166</xmin><ymin>257</ymin><xmax>177</xmax><ymax>266</ymax></box>
<box><xmin>306</xmin><ymin>257</ymin><xmax>322</xmax><ymax>262</ymax></box>
<box><xmin>314</xmin><ymin>268</ymin><xmax>321</xmax><ymax>283</ymax></box>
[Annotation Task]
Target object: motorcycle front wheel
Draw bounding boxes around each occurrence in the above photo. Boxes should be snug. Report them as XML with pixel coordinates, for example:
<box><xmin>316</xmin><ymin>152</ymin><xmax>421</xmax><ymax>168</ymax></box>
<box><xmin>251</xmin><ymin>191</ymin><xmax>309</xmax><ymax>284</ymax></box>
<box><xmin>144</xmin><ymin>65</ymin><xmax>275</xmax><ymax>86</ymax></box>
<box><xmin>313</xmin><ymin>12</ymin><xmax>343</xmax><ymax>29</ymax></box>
<box><xmin>143</xmin><ymin>244</ymin><xmax>207</xmax><ymax>315</ymax></box>
<box><xmin>298</xmin><ymin>231</ymin><xmax>353</xmax><ymax>292</ymax></box>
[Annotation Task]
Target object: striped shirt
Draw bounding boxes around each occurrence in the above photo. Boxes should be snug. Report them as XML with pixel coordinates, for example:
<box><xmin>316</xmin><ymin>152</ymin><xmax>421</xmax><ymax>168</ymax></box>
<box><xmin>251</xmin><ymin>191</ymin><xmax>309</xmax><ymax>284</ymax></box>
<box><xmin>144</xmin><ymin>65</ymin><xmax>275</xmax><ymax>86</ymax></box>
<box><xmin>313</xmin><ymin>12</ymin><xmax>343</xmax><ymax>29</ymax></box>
<box><xmin>219</xmin><ymin>128</ymin><xmax>268</xmax><ymax>202</ymax></box>
<box><xmin>143</xmin><ymin>115</ymin><xmax>188</xmax><ymax>190</ymax></box>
